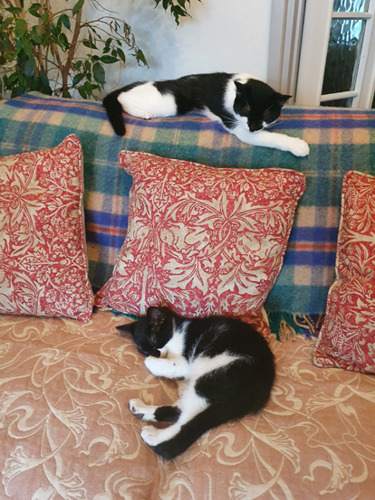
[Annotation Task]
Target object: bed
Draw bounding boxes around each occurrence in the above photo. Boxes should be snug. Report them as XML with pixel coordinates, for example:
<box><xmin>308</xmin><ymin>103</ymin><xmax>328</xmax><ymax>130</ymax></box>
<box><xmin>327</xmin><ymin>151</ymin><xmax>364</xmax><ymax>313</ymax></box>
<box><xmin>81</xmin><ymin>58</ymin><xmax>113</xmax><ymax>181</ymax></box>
<box><xmin>0</xmin><ymin>93</ymin><xmax>374</xmax><ymax>499</ymax></box>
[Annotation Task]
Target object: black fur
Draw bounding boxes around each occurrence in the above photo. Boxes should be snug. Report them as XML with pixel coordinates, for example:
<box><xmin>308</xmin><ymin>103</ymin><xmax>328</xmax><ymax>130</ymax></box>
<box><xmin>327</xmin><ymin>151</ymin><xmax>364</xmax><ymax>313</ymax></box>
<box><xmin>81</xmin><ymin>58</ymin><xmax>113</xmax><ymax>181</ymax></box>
<box><xmin>117</xmin><ymin>307</ymin><xmax>275</xmax><ymax>460</ymax></box>
<box><xmin>102</xmin><ymin>72</ymin><xmax>290</xmax><ymax>136</ymax></box>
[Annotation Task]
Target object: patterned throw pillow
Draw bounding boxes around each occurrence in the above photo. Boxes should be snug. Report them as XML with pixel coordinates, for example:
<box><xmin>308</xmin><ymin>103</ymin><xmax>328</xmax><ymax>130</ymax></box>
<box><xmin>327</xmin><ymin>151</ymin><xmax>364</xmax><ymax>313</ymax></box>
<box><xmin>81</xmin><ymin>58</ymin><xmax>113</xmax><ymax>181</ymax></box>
<box><xmin>313</xmin><ymin>171</ymin><xmax>375</xmax><ymax>373</ymax></box>
<box><xmin>95</xmin><ymin>152</ymin><xmax>305</xmax><ymax>339</ymax></box>
<box><xmin>0</xmin><ymin>135</ymin><xmax>93</xmax><ymax>321</ymax></box>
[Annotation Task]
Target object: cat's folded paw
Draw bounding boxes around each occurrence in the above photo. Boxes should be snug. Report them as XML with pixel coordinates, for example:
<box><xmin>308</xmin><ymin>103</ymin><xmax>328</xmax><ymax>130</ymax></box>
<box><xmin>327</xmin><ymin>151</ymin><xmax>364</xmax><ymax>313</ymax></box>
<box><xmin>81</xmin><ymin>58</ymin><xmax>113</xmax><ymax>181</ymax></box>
<box><xmin>144</xmin><ymin>355</ymin><xmax>160</xmax><ymax>374</ymax></box>
<box><xmin>129</xmin><ymin>398</ymin><xmax>145</xmax><ymax>419</ymax></box>
<box><xmin>290</xmin><ymin>138</ymin><xmax>310</xmax><ymax>157</ymax></box>
<box><xmin>141</xmin><ymin>425</ymin><xmax>161</xmax><ymax>446</ymax></box>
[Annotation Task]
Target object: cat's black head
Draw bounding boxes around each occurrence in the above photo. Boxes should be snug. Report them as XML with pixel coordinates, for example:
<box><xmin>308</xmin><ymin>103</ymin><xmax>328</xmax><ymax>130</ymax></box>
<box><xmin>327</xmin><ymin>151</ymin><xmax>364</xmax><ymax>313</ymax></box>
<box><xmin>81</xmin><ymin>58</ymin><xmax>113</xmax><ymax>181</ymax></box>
<box><xmin>234</xmin><ymin>79</ymin><xmax>290</xmax><ymax>133</ymax></box>
<box><xmin>116</xmin><ymin>307</ymin><xmax>173</xmax><ymax>357</ymax></box>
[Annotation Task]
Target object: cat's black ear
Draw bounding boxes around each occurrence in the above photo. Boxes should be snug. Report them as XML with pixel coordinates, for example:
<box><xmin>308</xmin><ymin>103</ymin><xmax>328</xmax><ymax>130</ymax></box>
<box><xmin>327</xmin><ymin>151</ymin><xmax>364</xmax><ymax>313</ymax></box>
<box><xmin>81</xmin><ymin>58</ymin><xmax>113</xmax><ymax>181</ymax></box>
<box><xmin>280</xmin><ymin>94</ymin><xmax>292</xmax><ymax>105</ymax></box>
<box><xmin>147</xmin><ymin>307</ymin><xmax>166</xmax><ymax>329</ymax></box>
<box><xmin>116</xmin><ymin>322</ymin><xmax>135</xmax><ymax>336</ymax></box>
<box><xmin>234</xmin><ymin>80</ymin><xmax>247</xmax><ymax>96</ymax></box>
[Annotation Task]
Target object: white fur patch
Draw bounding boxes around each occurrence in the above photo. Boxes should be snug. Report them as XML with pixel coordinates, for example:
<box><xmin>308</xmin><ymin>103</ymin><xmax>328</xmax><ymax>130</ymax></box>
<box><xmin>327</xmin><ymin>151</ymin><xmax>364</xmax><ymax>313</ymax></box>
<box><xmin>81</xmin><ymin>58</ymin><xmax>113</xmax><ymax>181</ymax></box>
<box><xmin>118</xmin><ymin>82</ymin><xmax>177</xmax><ymax>119</ymax></box>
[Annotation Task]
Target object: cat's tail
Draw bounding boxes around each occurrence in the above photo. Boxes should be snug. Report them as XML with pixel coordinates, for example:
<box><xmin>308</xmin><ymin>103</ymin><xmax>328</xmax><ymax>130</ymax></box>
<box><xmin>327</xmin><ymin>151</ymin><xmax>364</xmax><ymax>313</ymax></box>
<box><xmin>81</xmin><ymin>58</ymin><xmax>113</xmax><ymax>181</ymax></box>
<box><xmin>102</xmin><ymin>90</ymin><xmax>126</xmax><ymax>136</ymax></box>
<box><xmin>152</xmin><ymin>404</ymin><xmax>241</xmax><ymax>460</ymax></box>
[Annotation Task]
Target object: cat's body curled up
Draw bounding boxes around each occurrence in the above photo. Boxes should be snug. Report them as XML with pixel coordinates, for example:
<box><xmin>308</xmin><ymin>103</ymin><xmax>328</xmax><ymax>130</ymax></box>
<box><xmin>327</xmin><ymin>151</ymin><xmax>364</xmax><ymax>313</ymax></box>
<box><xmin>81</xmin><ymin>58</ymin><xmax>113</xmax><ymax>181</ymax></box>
<box><xmin>117</xmin><ymin>307</ymin><xmax>275</xmax><ymax>460</ymax></box>
<box><xmin>103</xmin><ymin>72</ymin><xmax>309</xmax><ymax>157</ymax></box>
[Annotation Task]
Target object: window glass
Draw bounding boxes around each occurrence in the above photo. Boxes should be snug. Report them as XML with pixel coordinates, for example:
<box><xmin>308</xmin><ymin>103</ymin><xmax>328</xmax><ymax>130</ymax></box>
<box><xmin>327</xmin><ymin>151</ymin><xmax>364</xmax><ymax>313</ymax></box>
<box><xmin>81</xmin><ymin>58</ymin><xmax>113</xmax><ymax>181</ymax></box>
<box><xmin>333</xmin><ymin>0</ymin><xmax>370</xmax><ymax>12</ymax></box>
<box><xmin>321</xmin><ymin>18</ymin><xmax>366</xmax><ymax>97</ymax></box>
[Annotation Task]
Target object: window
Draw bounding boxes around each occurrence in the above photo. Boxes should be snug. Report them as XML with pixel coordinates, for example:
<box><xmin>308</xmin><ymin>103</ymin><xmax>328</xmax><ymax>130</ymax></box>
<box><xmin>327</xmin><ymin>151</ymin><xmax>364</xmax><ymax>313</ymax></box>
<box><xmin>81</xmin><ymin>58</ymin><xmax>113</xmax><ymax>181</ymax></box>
<box><xmin>269</xmin><ymin>0</ymin><xmax>375</xmax><ymax>108</ymax></box>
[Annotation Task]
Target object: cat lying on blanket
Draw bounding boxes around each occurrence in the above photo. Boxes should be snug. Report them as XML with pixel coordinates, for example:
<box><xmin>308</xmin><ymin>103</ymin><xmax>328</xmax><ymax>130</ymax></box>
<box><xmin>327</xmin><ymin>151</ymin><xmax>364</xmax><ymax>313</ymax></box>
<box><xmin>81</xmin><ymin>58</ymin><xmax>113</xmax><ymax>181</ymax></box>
<box><xmin>117</xmin><ymin>307</ymin><xmax>275</xmax><ymax>460</ymax></box>
<box><xmin>103</xmin><ymin>72</ymin><xmax>309</xmax><ymax>157</ymax></box>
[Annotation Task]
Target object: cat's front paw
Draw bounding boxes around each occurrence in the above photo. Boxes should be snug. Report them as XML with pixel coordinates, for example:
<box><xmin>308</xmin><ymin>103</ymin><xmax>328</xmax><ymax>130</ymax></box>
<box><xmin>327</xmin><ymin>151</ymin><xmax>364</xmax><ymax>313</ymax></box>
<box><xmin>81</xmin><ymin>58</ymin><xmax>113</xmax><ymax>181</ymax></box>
<box><xmin>289</xmin><ymin>138</ymin><xmax>310</xmax><ymax>157</ymax></box>
<box><xmin>129</xmin><ymin>398</ymin><xmax>146</xmax><ymax>420</ymax></box>
<box><xmin>144</xmin><ymin>355</ymin><xmax>160</xmax><ymax>375</ymax></box>
<box><xmin>141</xmin><ymin>425</ymin><xmax>161</xmax><ymax>446</ymax></box>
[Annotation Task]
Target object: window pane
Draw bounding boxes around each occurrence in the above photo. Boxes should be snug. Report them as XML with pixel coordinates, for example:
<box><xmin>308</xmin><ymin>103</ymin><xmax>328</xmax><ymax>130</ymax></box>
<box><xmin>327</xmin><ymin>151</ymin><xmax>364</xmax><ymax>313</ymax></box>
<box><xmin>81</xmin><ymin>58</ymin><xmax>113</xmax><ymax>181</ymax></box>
<box><xmin>321</xmin><ymin>18</ymin><xmax>366</xmax><ymax>95</ymax></box>
<box><xmin>333</xmin><ymin>0</ymin><xmax>370</xmax><ymax>12</ymax></box>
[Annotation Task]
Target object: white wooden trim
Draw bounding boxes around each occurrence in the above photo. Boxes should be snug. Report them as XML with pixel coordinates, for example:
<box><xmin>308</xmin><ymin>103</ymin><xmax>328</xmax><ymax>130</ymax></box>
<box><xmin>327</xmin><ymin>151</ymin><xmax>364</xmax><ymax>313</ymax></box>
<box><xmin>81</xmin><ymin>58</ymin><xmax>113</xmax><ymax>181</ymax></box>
<box><xmin>295</xmin><ymin>0</ymin><xmax>334</xmax><ymax>106</ymax></box>
<box><xmin>267</xmin><ymin>0</ymin><xmax>305</xmax><ymax>99</ymax></box>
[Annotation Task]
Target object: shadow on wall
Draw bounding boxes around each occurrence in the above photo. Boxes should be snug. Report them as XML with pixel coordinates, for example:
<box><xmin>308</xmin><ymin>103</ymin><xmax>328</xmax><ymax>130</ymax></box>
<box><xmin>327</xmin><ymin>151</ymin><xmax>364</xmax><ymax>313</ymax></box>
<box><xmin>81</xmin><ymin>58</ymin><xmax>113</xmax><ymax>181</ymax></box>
<box><xmin>101</xmin><ymin>0</ymin><xmax>206</xmax><ymax>91</ymax></box>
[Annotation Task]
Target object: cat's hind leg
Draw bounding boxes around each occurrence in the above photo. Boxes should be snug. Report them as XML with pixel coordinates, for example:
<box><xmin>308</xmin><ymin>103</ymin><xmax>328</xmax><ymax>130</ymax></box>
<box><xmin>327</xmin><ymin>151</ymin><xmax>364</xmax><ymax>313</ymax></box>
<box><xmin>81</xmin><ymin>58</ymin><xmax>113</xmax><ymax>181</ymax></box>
<box><xmin>117</xmin><ymin>97</ymin><xmax>153</xmax><ymax>120</ymax></box>
<box><xmin>129</xmin><ymin>399</ymin><xmax>181</xmax><ymax>422</ymax></box>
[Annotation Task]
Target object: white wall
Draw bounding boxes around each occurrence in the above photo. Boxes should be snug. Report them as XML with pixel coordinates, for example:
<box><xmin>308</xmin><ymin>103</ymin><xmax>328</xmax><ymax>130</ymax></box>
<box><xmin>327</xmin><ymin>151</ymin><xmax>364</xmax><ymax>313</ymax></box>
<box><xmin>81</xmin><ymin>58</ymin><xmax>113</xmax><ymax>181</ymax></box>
<box><xmin>99</xmin><ymin>0</ymin><xmax>272</xmax><ymax>93</ymax></box>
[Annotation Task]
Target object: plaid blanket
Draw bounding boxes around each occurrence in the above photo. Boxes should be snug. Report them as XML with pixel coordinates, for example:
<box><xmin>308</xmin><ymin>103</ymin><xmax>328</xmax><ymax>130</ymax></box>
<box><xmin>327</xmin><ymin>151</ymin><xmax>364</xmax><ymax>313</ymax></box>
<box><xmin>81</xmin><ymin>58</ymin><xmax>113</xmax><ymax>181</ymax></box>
<box><xmin>1</xmin><ymin>92</ymin><xmax>375</xmax><ymax>322</ymax></box>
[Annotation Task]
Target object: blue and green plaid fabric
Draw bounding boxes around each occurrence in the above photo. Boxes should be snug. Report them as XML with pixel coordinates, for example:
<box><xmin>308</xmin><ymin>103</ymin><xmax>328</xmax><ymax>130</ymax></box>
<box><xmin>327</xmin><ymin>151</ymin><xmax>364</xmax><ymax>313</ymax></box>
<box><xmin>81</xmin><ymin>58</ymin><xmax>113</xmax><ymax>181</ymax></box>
<box><xmin>1</xmin><ymin>92</ymin><xmax>374</xmax><ymax>321</ymax></box>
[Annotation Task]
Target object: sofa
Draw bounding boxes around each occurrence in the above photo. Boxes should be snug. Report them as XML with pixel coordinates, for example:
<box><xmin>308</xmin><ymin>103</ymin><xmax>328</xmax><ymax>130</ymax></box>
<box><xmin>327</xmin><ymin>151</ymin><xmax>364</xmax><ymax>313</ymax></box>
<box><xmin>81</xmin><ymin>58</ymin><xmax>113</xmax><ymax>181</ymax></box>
<box><xmin>0</xmin><ymin>93</ymin><xmax>374</xmax><ymax>499</ymax></box>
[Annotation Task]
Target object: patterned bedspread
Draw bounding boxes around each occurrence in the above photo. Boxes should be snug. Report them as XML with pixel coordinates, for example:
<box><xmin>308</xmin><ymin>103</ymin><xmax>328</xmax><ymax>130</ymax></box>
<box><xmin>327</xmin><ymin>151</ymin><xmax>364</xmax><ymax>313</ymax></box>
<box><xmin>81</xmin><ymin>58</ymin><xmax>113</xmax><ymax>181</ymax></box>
<box><xmin>1</xmin><ymin>93</ymin><xmax>375</xmax><ymax>321</ymax></box>
<box><xmin>0</xmin><ymin>310</ymin><xmax>374</xmax><ymax>499</ymax></box>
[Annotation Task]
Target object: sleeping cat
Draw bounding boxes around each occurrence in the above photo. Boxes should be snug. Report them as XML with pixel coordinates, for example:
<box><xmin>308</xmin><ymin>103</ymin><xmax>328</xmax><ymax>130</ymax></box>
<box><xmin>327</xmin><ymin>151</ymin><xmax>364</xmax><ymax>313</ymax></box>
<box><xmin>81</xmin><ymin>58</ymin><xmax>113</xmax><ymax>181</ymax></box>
<box><xmin>117</xmin><ymin>306</ymin><xmax>275</xmax><ymax>460</ymax></box>
<box><xmin>103</xmin><ymin>72</ymin><xmax>309</xmax><ymax>157</ymax></box>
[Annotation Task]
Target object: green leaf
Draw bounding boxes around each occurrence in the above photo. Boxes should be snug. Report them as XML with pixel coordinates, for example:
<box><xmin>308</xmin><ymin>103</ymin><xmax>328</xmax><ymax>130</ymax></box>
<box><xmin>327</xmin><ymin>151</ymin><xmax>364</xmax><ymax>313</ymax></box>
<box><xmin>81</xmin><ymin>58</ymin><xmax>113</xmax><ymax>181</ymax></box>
<box><xmin>100</xmin><ymin>55</ymin><xmax>118</xmax><ymax>64</ymax></box>
<box><xmin>72</xmin><ymin>73</ymin><xmax>85</xmax><ymax>86</ymax></box>
<box><xmin>29</xmin><ymin>3</ymin><xmax>42</xmax><ymax>18</ymax></box>
<box><xmin>15</xmin><ymin>19</ymin><xmax>27</xmax><ymax>37</ymax></box>
<box><xmin>5</xmin><ymin>7</ymin><xmax>22</xmax><ymax>16</ymax></box>
<box><xmin>136</xmin><ymin>49</ymin><xmax>147</xmax><ymax>66</ymax></box>
<box><xmin>93</xmin><ymin>62</ymin><xmax>105</xmax><ymax>85</ymax></box>
<box><xmin>58</xmin><ymin>14</ymin><xmax>71</xmax><ymax>30</ymax></box>
<box><xmin>116</xmin><ymin>48</ymin><xmax>126</xmax><ymax>63</ymax></box>
<box><xmin>38</xmin><ymin>71</ymin><xmax>52</xmax><ymax>95</ymax></box>
<box><xmin>24</xmin><ymin>58</ymin><xmax>35</xmax><ymax>77</ymax></box>
<box><xmin>72</xmin><ymin>0</ymin><xmax>85</xmax><ymax>17</ymax></box>
<box><xmin>41</xmin><ymin>10</ymin><xmax>49</xmax><ymax>24</ymax></box>
<box><xmin>58</xmin><ymin>33</ymin><xmax>69</xmax><ymax>50</ymax></box>
<box><xmin>30</xmin><ymin>25</ymin><xmax>43</xmax><ymax>44</ymax></box>
<box><xmin>77</xmin><ymin>85</ymin><xmax>87</xmax><ymax>99</ymax></box>
<box><xmin>83</xmin><ymin>40</ymin><xmax>97</xmax><ymax>49</ymax></box>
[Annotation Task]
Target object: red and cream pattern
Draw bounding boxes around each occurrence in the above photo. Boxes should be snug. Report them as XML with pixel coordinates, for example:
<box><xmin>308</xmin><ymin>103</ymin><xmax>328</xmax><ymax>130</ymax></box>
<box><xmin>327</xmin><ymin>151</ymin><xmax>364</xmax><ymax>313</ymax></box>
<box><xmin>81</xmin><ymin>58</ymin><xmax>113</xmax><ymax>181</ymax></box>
<box><xmin>0</xmin><ymin>135</ymin><xmax>93</xmax><ymax>321</ymax></box>
<box><xmin>313</xmin><ymin>170</ymin><xmax>375</xmax><ymax>372</ymax></box>
<box><xmin>95</xmin><ymin>152</ymin><xmax>305</xmax><ymax>338</ymax></box>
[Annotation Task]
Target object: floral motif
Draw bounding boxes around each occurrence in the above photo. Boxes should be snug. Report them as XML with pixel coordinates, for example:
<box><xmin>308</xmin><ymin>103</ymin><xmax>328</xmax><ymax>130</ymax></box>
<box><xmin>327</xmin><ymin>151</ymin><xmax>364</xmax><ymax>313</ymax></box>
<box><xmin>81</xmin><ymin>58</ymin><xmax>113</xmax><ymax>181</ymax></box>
<box><xmin>313</xmin><ymin>171</ymin><xmax>375</xmax><ymax>372</ymax></box>
<box><xmin>1</xmin><ymin>311</ymin><xmax>374</xmax><ymax>499</ymax></box>
<box><xmin>95</xmin><ymin>152</ymin><xmax>305</xmax><ymax>339</ymax></box>
<box><xmin>0</xmin><ymin>135</ymin><xmax>93</xmax><ymax>321</ymax></box>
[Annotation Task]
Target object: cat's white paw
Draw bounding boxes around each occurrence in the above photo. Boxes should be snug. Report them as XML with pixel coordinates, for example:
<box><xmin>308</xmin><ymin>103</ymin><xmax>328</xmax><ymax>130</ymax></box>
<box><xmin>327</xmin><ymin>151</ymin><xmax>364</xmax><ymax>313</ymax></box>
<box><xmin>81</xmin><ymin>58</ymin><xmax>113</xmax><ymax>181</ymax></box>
<box><xmin>144</xmin><ymin>355</ymin><xmax>160</xmax><ymax>374</ymax></box>
<box><xmin>289</xmin><ymin>138</ymin><xmax>310</xmax><ymax>157</ymax></box>
<box><xmin>129</xmin><ymin>398</ymin><xmax>146</xmax><ymax>419</ymax></box>
<box><xmin>141</xmin><ymin>111</ymin><xmax>153</xmax><ymax>120</ymax></box>
<box><xmin>141</xmin><ymin>425</ymin><xmax>161</xmax><ymax>446</ymax></box>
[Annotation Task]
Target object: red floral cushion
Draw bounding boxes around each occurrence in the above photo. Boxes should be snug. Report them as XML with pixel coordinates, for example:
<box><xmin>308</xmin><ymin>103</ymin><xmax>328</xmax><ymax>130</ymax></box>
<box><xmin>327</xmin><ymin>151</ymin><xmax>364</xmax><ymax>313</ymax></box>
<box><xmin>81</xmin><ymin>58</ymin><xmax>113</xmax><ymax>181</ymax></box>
<box><xmin>95</xmin><ymin>152</ymin><xmax>305</xmax><ymax>339</ymax></box>
<box><xmin>313</xmin><ymin>171</ymin><xmax>375</xmax><ymax>373</ymax></box>
<box><xmin>0</xmin><ymin>135</ymin><xmax>93</xmax><ymax>321</ymax></box>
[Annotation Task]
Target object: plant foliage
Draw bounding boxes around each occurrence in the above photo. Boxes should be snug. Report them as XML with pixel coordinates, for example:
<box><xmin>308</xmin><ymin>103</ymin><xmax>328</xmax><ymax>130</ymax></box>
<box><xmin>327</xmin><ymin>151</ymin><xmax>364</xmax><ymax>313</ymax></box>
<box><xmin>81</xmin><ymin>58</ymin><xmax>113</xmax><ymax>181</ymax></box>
<box><xmin>0</xmin><ymin>0</ymin><xmax>197</xmax><ymax>99</ymax></box>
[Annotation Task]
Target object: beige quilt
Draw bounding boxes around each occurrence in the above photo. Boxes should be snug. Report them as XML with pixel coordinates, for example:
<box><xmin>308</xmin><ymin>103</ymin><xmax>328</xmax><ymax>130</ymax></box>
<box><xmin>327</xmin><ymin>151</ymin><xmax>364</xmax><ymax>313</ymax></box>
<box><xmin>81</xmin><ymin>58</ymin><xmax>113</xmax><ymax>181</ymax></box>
<box><xmin>0</xmin><ymin>310</ymin><xmax>374</xmax><ymax>499</ymax></box>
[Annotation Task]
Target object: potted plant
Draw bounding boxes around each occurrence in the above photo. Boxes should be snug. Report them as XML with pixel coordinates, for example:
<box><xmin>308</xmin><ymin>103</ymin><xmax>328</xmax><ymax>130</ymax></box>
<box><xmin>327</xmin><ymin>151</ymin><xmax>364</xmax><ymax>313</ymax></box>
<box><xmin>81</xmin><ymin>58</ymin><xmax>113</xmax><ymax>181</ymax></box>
<box><xmin>0</xmin><ymin>0</ymin><xmax>197</xmax><ymax>99</ymax></box>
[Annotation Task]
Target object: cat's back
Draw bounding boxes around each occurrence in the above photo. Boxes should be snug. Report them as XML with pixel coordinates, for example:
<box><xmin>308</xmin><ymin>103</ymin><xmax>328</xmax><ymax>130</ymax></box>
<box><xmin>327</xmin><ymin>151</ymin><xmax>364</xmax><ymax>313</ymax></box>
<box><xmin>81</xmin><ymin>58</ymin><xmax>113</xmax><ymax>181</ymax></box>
<box><xmin>185</xmin><ymin>316</ymin><xmax>272</xmax><ymax>359</ymax></box>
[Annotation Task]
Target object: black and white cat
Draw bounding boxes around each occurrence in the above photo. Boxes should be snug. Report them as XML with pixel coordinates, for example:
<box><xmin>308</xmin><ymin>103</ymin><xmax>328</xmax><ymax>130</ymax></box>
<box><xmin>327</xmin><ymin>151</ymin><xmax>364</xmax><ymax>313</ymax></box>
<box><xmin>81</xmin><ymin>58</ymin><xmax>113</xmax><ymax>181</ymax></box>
<box><xmin>117</xmin><ymin>307</ymin><xmax>275</xmax><ymax>460</ymax></box>
<box><xmin>103</xmin><ymin>72</ymin><xmax>309</xmax><ymax>157</ymax></box>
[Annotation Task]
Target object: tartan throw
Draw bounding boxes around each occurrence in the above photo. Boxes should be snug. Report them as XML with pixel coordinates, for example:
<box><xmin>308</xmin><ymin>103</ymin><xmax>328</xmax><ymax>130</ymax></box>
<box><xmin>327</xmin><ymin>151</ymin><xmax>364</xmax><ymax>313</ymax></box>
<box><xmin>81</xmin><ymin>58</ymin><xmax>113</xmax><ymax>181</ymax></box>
<box><xmin>1</xmin><ymin>92</ymin><xmax>374</xmax><ymax>320</ymax></box>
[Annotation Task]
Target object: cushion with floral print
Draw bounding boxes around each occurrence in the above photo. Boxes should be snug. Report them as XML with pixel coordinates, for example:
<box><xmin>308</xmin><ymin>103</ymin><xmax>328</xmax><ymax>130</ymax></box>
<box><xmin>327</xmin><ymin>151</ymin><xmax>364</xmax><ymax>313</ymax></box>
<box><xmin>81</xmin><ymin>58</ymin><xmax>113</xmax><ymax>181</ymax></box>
<box><xmin>313</xmin><ymin>171</ymin><xmax>375</xmax><ymax>373</ymax></box>
<box><xmin>95</xmin><ymin>151</ymin><xmax>305</xmax><ymax>339</ymax></box>
<box><xmin>0</xmin><ymin>135</ymin><xmax>93</xmax><ymax>321</ymax></box>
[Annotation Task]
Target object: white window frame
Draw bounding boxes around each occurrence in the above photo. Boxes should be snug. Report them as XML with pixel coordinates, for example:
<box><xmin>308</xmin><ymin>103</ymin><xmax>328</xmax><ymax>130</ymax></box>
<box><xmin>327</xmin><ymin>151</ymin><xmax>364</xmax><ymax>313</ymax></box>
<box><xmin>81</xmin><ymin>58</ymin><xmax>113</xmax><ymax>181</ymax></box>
<box><xmin>295</xmin><ymin>0</ymin><xmax>375</xmax><ymax>107</ymax></box>
<box><xmin>268</xmin><ymin>0</ymin><xmax>375</xmax><ymax>108</ymax></box>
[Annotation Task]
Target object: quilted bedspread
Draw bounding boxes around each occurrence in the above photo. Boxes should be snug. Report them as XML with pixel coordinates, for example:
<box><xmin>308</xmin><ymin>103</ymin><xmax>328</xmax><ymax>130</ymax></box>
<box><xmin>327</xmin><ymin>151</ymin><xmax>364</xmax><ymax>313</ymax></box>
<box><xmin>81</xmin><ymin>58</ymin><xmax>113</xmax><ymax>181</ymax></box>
<box><xmin>1</xmin><ymin>93</ymin><xmax>375</xmax><ymax>322</ymax></box>
<box><xmin>0</xmin><ymin>310</ymin><xmax>374</xmax><ymax>499</ymax></box>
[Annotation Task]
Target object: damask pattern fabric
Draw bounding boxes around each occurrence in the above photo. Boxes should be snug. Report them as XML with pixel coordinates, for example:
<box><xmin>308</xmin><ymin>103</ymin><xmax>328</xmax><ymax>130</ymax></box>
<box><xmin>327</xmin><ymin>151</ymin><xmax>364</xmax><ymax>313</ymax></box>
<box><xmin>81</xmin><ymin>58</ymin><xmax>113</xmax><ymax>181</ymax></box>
<box><xmin>0</xmin><ymin>310</ymin><xmax>374</xmax><ymax>499</ymax></box>
<box><xmin>95</xmin><ymin>152</ymin><xmax>305</xmax><ymax>337</ymax></box>
<box><xmin>313</xmin><ymin>171</ymin><xmax>375</xmax><ymax>372</ymax></box>
<box><xmin>0</xmin><ymin>135</ymin><xmax>93</xmax><ymax>321</ymax></box>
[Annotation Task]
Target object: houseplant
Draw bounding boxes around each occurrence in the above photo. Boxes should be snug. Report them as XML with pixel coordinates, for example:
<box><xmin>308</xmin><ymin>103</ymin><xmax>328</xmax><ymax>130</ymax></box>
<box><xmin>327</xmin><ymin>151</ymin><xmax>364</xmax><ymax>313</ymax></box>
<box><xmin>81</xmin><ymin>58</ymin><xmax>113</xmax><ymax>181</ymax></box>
<box><xmin>0</xmin><ymin>0</ymin><xmax>197</xmax><ymax>99</ymax></box>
